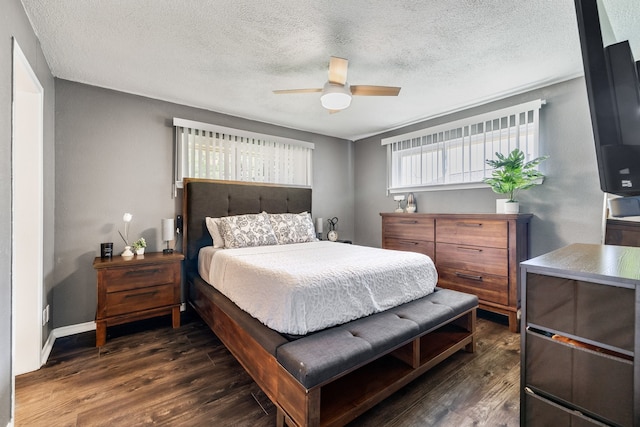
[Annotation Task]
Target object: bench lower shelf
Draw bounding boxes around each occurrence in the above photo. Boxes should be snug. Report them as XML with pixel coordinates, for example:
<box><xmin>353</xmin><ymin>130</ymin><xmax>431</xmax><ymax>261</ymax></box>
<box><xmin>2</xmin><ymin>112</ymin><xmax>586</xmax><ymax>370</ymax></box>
<box><xmin>277</xmin><ymin>311</ymin><xmax>477</xmax><ymax>427</ymax></box>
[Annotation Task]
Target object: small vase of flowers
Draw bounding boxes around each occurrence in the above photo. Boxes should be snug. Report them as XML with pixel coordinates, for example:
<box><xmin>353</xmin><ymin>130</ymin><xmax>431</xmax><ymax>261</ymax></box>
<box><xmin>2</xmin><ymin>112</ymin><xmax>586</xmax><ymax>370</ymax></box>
<box><xmin>132</xmin><ymin>237</ymin><xmax>147</xmax><ymax>255</ymax></box>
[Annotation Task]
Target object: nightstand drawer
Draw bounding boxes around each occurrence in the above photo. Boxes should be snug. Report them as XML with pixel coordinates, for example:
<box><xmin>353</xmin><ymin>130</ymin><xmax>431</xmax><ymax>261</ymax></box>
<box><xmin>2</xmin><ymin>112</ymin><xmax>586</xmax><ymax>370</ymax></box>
<box><xmin>437</xmin><ymin>266</ymin><xmax>508</xmax><ymax>305</ymax></box>
<box><xmin>105</xmin><ymin>284</ymin><xmax>176</xmax><ymax>317</ymax></box>
<box><xmin>383</xmin><ymin>216</ymin><xmax>434</xmax><ymax>241</ymax></box>
<box><xmin>525</xmin><ymin>273</ymin><xmax>634</xmax><ymax>352</ymax></box>
<box><xmin>102</xmin><ymin>263</ymin><xmax>177</xmax><ymax>292</ymax></box>
<box><xmin>525</xmin><ymin>331</ymin><xmax>633</xmax><ymax>427</ymax></box>
<box><xmin>436</xmin><ymin>219</ymin><xmax>507</xmax><ymax>248</ymax></box>
<box><xmin>436</xmin><ymin>242</ymin><xmax>507</xmax><ymax>277</ymax></box>
<box><xmin>383</xmin><ymin>237</ymin><xmax>435</xmax><ymax>258</ymax></box>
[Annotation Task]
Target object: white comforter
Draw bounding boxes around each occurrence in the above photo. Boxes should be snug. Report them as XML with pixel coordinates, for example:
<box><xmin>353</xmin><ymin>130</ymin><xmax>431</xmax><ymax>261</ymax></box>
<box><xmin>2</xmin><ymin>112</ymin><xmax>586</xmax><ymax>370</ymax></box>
<box><xmin>198</xmin><ymin>241</ymin><xmax>437</xmax><ymax>335</ymax></box>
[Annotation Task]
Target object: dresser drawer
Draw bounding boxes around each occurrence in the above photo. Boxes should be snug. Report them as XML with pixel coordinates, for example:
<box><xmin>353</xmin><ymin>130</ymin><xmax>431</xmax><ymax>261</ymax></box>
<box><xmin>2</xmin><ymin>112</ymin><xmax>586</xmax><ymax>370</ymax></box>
<box><xmin>383</xmin><ymin>237</ymin><xmax>434</xmax><ymax>259</ymax></box>
<box><xmin>437</xmin><ymin>266</ymin><xmax>508</xmax><ymax>305</ymax></box>
<box><xmin>383</xmin><ymin>216</ymin><xmax>434</xmax><ymax>241</ymax></box>
<box><xmin>436</xmin><ymin>219</ymin><xmax>507</xmax><ymax>248</ymax></box>
<box><xmin>105</xmin><ymin>284</ymin><xmax>176</xmax><ymax>317</ymax></box>
<box><xmin>436</xmin><ymin>242</ymin><xmax>507</xmax><ymax>277</ymax></box>
<box><xmin>102</xmin><ymin>263</ymin><xmax>177</xmax><ymax>292</ymax></box>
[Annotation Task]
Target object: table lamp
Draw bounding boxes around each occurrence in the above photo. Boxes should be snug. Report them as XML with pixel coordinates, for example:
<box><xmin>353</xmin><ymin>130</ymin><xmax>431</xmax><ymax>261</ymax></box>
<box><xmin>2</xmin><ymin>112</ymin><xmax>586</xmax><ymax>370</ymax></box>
<box><xmin>162</xmin><ymin>218</ymin><xmax>174</xmax><ymax>254</ymax></box>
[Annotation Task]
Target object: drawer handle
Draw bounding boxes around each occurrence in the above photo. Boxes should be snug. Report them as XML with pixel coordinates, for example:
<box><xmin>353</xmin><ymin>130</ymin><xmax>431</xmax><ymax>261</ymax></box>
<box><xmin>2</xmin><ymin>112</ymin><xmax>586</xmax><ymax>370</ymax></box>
<box><xmin>455</xmin><ymin>272</ymin><xmax>483</xmax><ymax>281</ymax></box>
<box><xmin>400</xmin><ymin>241</ymin><xmax>420</xmax><ymax>246</ymax></box>
<box><xmin>457</xmin><ymin>246</ymin><xmax>483</xmax><ymax>252</ymax></box>
<box><xmin>125</xmin><ymin>290</ymin><xmax>158</xmax><ymax>298</ymax></box>
<box><xmin>457</xmin><ymin>222</ymin><xmax>482</xmax><ymax>227</ymax></box>
<box><xmin>399</xmin><ymin>220</ymin><xmax>418</xmax><ymax>224</ymax></box>
<box><xmin>125</xmin><ymin>269</ymin><xmax>162</xmax><ymax>277</ymax></box>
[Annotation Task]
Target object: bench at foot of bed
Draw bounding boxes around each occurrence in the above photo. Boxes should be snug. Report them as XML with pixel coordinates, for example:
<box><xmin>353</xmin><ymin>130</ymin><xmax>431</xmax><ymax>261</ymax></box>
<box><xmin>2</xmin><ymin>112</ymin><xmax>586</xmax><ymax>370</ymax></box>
<box><xmin>275</xmin><ymin>288</ymin><xmax>478</xmax><ymax>427</ymax></box>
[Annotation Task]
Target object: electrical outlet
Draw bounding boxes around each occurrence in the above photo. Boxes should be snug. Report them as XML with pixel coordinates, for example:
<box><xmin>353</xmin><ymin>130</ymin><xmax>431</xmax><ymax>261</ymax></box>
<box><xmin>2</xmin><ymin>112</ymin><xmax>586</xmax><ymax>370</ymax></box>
<box><xmin>42</xmin><ymin>305</ymin><xmax>50</xmax><ymax>326</ymax></box>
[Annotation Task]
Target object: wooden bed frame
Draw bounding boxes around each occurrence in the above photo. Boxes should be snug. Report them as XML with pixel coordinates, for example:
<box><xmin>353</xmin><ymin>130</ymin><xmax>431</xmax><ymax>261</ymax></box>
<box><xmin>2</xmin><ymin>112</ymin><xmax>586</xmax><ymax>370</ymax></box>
<box><xmin>182</xmin><ymin>178</ymin><xmax>477</xmax><ymax>426</ymax></box>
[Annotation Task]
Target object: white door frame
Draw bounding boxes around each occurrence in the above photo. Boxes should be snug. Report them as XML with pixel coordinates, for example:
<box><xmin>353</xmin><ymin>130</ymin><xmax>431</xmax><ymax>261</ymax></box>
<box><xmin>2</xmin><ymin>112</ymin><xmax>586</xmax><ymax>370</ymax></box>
<box><xmin>11</xmin><ymin>38</ymin><xmax>44</xmax><ymax>381</ymax></box>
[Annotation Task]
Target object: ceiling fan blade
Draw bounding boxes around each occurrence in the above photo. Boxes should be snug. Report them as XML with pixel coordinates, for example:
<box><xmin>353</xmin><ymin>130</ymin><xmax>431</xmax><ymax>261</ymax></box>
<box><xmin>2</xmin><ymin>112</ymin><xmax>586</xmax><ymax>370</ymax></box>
<box><xmin>351</xmin><ymin>85</ymin><xmax>401</xmax><ymax>96</ymax></box>
<box><xmin>328</xmin><ymin>57</ymin><xmax>348</xmax><ymax>85</ymax></box>
<box><xmin>273</xmin><ymin>88</ymin><xmax>322</xmax><ymax>94</ymax></box>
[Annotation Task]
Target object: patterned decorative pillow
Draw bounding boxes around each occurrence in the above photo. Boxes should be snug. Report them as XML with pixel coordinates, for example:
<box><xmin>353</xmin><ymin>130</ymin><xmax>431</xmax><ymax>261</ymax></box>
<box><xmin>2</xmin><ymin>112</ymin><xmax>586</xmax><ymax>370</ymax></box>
<box><xmin>205</xmin><ymin>217</ymin><xmax>224</xmax><ymax>248</ymax></box>
<box><xmin>268</xmin><ymin>212</ymin><xmax>319</xmax><ymax>245</ymax></box>
<box><xmin>218</xmin><ymin>212</ymin><xmax>278</xmax><ymax>249</ymax></box>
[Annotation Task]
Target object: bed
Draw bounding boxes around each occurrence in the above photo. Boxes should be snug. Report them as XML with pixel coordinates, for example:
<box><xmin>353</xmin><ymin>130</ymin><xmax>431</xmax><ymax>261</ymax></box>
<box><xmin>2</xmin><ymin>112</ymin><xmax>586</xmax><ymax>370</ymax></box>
<box><xmin>182</xmin><ymin>178</ymin><xmax>477</xmax><ymax>427</ymax></box>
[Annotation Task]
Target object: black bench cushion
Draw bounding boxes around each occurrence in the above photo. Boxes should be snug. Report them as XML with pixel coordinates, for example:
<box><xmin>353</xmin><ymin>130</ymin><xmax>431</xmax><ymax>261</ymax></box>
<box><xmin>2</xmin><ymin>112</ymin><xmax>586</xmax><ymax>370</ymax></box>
<box><xmin>277</xmin><ymin>288</ymin><xmax>477</xmax><ymax>389</ymax></box>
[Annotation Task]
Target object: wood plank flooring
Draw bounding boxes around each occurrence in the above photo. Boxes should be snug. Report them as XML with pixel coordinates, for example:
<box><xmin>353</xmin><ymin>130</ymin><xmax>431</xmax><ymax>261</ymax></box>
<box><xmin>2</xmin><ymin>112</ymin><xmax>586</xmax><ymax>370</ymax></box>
<box><xmin>15</xmin><ymin>310</ymin><xmax>520</xmax><ymax>426</ymax></box>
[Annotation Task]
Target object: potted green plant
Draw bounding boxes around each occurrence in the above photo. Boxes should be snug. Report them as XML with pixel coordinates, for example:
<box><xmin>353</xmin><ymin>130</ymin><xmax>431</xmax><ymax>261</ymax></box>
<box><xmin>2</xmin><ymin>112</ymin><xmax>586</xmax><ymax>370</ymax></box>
<box><xmin>483</xmin><ymin>148</ymin><xmax>548</xmax><ymax>214</ymax></box>
<box><xmin>132</xmin><ymin>237</ymin><xmax>147</xmax><ymax>255</ymax></box>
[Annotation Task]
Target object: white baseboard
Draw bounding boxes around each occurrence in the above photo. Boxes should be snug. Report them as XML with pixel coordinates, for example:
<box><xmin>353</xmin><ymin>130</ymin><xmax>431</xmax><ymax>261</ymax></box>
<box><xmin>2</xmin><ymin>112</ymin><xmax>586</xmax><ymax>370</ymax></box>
<box><xmin>54</xmin><ymin>321</ymin><xmax>96</xmax><ymax>338</ymax></box>
<box><xmin>39</xmin><ymin>309</ymin><xmax>185</xmax><ymax>365</ymax></box>
<box><xmin>40</xmin><ymin>330</ymin><xmax>55</xmax><ymax>366</ymax></box>
<box><xmin>40</xmin><ymin>321</ymin><xmax>96</xmax><ymax>366</ymax></box>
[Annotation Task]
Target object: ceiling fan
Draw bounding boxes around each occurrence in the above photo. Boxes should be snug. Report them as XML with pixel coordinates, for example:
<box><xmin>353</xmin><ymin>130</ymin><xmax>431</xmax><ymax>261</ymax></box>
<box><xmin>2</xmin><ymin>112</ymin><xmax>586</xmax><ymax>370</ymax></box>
<box><xmin>273</xmin><ymin>56</ymin><xmax>401</xmax><ymax>112</ymax></box>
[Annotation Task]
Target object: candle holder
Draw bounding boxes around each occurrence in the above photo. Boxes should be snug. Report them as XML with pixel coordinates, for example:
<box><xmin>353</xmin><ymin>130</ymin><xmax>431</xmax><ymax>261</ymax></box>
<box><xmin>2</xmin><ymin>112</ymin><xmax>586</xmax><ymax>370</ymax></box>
<box><xmin>393</xmin><ymin>195</ymin><xmax>405</xmax><ymax>213</ymax></box>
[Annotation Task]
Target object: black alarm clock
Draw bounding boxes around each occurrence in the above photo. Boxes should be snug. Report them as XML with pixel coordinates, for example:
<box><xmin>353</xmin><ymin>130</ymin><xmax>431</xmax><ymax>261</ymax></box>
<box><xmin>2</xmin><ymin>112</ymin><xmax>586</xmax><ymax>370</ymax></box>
<box><xmin>327</xmin><ymin>217</ymin><xmax>338</xmax><ymax>242</ymax></box>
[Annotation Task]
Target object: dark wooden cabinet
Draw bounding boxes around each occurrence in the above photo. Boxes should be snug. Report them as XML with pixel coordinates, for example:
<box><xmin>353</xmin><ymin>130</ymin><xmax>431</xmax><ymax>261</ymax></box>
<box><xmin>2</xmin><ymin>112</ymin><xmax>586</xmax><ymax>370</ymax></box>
<box><xmin>381</xmin><ymin>213</ymin><xmax>531</xmax><ymax>332</ymax></box>
<box><xmin>93</xmin><ymin>252</ymin><xmax>184</xmax><ymax>346</ymax></box>
<box><xmin>520</xmin><ymin>244</ymin><xmax>639</xmax><ymax>426</ymax></box>
<box><xmin>605</xmin><ymin>218</ymin><xmax>640</xmax><ymax>247</ymax></box>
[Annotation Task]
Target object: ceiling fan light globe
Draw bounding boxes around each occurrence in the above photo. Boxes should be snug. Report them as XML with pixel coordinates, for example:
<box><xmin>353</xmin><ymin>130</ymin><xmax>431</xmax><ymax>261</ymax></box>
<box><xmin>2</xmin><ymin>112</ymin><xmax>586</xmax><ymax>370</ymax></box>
<box><xmin>320</xmin><ymin>82</ymin><xmax>352</xmax><ymax>110</ymax></box>
<box><xmin>321</xmin><ymin>92</ymin><xmax>351</xmax><ymax>110</ymax></box>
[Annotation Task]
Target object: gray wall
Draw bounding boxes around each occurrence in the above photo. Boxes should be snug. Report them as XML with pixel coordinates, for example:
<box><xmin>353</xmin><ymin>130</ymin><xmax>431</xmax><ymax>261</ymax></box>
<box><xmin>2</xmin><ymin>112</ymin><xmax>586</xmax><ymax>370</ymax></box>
<box><xmin>354</xmin><ymin>78</ymin><xmax>604</xmax><ymax>258</ymax></box>
<box><xmin>1</xmin><ymin>0</ymin><xmax>56</xmax><ymax>423</ymax></box>
<box><xmin>54</xmin><ymin>80</ymin><xmax>353</xmax><ymax>328</ymax></box>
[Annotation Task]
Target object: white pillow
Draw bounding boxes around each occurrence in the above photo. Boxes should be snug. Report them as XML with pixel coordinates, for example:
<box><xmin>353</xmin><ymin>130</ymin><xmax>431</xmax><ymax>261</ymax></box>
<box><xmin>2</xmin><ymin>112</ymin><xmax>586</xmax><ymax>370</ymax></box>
<box><xmin>205</xmin><ymin>217</ymin><xmax>224</xmax><ymax>248</ymax></box>
<box><xmin>218</xmin><ymin>212</ymin><xmax>278</xmax><ymax>249</ymax></box>
<box><xmin>268</xmin><ymin>212</ymin><xmax>318</xmax><ymax>245</ymax></box>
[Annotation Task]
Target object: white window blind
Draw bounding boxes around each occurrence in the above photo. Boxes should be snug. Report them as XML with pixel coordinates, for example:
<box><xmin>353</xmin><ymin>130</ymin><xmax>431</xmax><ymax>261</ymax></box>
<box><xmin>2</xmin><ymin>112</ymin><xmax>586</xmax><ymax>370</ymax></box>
<box><xmin>382</xmin><ymin>99</ymin><xmax>544</xmax><ymax>193</ymax></box>
<box><xmin>173</xmin><ymin>118</ymin><xmax>314</xmax><ymax>189</ymax></box>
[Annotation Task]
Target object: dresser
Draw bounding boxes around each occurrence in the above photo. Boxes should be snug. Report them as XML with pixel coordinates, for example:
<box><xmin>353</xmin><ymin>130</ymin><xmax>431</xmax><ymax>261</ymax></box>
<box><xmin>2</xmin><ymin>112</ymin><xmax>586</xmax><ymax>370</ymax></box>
<box><xmin>93</xmin><ymin>252</ymin><xmax>184</xmax><ymax>346</ymax></box>
<box><xmin>381</xmin><ymin>213</ymin><xmax>531</xmax><ymax>332</ymax></box>
<box><xmin>520</xmin><ymin>244</ymin><xmax>639</xmax><ymax>426</ymax></box>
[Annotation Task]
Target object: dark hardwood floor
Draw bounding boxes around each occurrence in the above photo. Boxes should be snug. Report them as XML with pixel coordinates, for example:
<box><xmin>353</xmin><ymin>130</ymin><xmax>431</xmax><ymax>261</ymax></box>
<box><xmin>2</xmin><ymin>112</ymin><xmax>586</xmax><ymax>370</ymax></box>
<box><xmin>15</xmin><ymin>310</ymin><xmax>520</xmax><ymax>426</ymax></box>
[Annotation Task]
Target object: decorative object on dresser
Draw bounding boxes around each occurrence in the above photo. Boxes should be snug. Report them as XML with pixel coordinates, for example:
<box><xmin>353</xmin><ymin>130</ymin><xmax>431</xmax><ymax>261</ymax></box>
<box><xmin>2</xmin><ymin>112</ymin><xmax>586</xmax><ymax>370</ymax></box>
<box><xmin>520</xmin><ymin>243</ymin><xmax>639</xmax><ymax>426</ymax></box>
<box><xmin>393</xmin><ymin>194</ymin><xmax>405</xmax><ymax>212</ymax></box>
<box><xmin>406</xmin><ymin>192</ymin><xmax>417</xmax><ymax>213</ymax></box>
<box><xmin>381</xmin><ymin>212</ymin><xmax>532</xmax><ymax>332</ymax></box>
<box><xmin>100</xmin><ymin>242</ymin><xmax>113</xmax><ymax>259</ymax></box>
<box><xmin>132</xmin><ymin>237</ymin><xmax>146</xmax><ymax>255</ymax></box>
<box><xmin>483</xmin><ymin>148</ymin><xmax>548</xmax><ymax>214</ymax></box>
<box><xmin>93</xmin><ymin>251</ymin><xmax>184</xmax><ymax>347</ymax></box>
<box><xmin>119</xmin><ymin>212</ymin><xmax>134</xmax><ymax>256</ymax></box>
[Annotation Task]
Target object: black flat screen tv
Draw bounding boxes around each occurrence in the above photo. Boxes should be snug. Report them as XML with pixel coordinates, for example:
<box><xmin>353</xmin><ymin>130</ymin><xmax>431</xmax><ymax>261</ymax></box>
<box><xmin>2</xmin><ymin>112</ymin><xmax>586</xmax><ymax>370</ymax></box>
<box><xmin>575</xmin><ymin>0</ymin><xmax>640</xmax><ymax>201</ymax></box>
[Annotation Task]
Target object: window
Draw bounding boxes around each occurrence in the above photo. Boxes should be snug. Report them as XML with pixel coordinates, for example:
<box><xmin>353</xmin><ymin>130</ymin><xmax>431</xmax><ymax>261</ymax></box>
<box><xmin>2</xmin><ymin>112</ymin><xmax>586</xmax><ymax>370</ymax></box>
<box><xmin>174</xmin><ymin>118</ymin><xmax>314</xmax><ymax>190</ymax></box>
<box><xmin>382</xmin><ymin>99</ymin><xmax>544</xmax><ymax>193</ymax></box>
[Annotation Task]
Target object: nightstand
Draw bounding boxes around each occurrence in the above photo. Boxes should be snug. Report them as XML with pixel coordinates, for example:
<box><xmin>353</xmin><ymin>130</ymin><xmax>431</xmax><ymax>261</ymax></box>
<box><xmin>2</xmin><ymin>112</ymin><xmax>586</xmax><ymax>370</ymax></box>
<box><xmin>93</xmin><ymin>252</ymin><xmax>184</xmax><ymax>347</ymax></box>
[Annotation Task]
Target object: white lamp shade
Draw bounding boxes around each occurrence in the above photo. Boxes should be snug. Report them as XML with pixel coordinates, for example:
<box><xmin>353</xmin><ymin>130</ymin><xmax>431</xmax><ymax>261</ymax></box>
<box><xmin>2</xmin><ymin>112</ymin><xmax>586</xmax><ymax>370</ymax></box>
<box><xmin>316</xmin><ymin>217</ymin><xmax>323</xmax><ymax>234</ymax></box>
<box><xmin>162</xmin><ymin>218</ymin><xmax>175</xmax><ymax>242</ymax></box>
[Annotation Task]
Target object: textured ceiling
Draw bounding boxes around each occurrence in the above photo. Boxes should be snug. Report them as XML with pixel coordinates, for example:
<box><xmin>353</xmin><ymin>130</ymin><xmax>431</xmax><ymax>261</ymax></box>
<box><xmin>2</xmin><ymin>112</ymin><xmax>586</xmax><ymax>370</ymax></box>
<box><xmin>20</xmin><ymin>0</ymin><xmax>640</xmax><ymax>140</ymax></box>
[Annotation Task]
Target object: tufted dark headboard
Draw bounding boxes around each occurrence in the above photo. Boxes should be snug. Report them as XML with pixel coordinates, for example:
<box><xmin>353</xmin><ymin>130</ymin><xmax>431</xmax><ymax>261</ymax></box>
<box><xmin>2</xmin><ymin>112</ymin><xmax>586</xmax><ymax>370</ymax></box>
<box><xmin>181</xmin><ymin>178</ymin><xmax>312</xmax><ymax>274</ymax></box>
